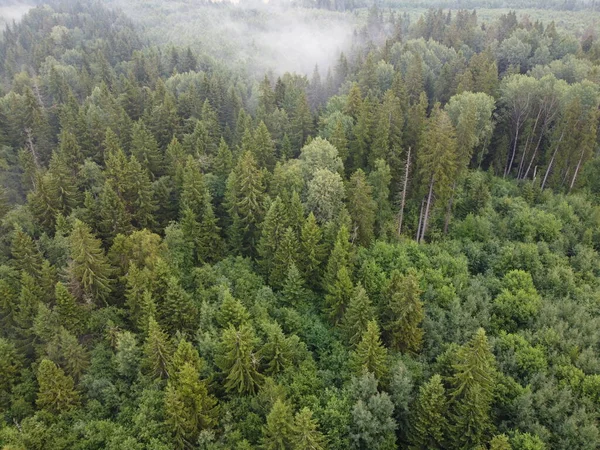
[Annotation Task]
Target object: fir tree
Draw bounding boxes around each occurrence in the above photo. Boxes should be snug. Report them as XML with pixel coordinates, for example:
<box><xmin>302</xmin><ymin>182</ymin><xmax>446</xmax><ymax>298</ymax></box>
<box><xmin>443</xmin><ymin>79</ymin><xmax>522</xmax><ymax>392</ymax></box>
<box><xmin>130</xmin><ymin>120</ymin><xmax>163</xmax><ymax>179</ymax></box>
<box><xmin>270</xmin><ymin>227</ymin><xmax>299</xmax><ymax>290</ymax></box>
<box><xmin>281</xmin><ymin>264</ymin><xmax>308</xmax><ymax>307</ymax></box>
<box><xmin>54</xmin><ymin>282</ymin><xmax>82</xmax><ymax>335</ymax></box>
<box><xmin>259</xmin><ymin>323</ymin><xmax>295</xmax><ymax>376</ymax></box>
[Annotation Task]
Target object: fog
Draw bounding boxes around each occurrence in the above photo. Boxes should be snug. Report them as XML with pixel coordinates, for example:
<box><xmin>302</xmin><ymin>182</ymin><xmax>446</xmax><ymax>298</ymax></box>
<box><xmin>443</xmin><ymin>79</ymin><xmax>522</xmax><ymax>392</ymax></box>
<box><xmin>106</xmin><ymin>0</ymin><xmax>357</xmax><ymax>76</ymax></box>
<box><xmin>0</xmin><ymin>2</ymin><xmax>35</xmax><ymax>29</ymax></box>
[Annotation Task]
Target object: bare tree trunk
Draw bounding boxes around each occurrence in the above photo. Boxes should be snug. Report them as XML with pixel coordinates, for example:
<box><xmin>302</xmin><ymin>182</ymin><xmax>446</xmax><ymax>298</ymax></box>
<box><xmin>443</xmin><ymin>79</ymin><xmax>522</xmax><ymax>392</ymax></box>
<box><xmin>24</xmin><ymin>128</ymin><xmax>40</xmax><ymax>168</ymax></box>
<box><xmin>523</xmin><ymin>130</ymin><xmax>545</xmax><ymax>180</ymax></box>
<box><xmin>416</xmin><ymin>198</ymin><xmax>425</xmax><ymax>242</ymax></box>
<box><xmin>505</xmin><ymin>122</ymin><xmax>520</xmax><ymax>178</ymax></box>
<box><xmin>443</xmin><ymin>181</ymin><xmax>456</xmax><ymax>234</ymax></box>
<box><xmin>569</xmin><ymin>149</ymin><xmax>586</xmax><ymax>192</ymax></box>
<box><xmin>397</xmin><ymin>146</ymin><xmax>411</xmax><ymax>236</ymax></box>
<box><xmin>419</xmin><ymin>175</ymin><xmax>435</xmax><ymax>243</ymax></box>
<box><xmin>518</xmin><ymin>108</ymin><xmax>542</xmax><ymax>179</ymax></box>
<box><xmin>541</xmin><ymin>130</ymin><xmax>564</xmax><ymax>190</ymax></box>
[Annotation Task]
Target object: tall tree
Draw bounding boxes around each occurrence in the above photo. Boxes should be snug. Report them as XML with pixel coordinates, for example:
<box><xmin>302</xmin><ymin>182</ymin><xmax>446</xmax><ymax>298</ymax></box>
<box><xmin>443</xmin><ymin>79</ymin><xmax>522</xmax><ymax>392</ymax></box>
<box><xmin>350</xmin><ymin>320</ymin><xmax>388</xmax><ymax>380</ymax></box>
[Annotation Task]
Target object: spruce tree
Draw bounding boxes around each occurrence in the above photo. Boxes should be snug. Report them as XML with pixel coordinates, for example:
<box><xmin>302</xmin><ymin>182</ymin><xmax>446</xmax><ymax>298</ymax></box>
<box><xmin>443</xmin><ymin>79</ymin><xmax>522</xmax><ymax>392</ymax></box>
<box><xmin>325</xmin><ymin>266</ymin><xmax>354</xmax><ymax>324</ymax></box>
<box><xmin>259</xmin><ymin>323</ymin><xmax>294</xmax><ymax>376</ymax></box>
<box><xmin>299</xmin><ymin>212</ymin><xmax>326</xmax><ymax>288</ymax></box>
<box><xmin>343</xmin><ymin>283</ymin><xmax>375</xmax><ymax>346</ymax></box>
<box><xmin>449</xmin><ymin>328</ymin><xmax>496</xmax><ymax>449</ymax></box>
<box><xmin>130</xmin><ymin>120</ymin><xmax>163</xmax><ymax>179</ymax></box>
<box><xmin>409</xmin><ymin>374</ymin><xmax>449</xmax><ymax>449</ymax></box>
<box><xmin>36</xmin><ymin>358</ymin><xmax>79</xmax><ymax>414</ymax></box>
<box><xmin>164</xmin><ymin>362</ymin><xmax>217</xmax><ymax>448</ymax></box>
<box><xmin>292</xmin><ymin>407</ymin><xmax>327</xmax><ymax>450</ymax></box>
<box><xmin>270</xmin><ymin>227</ymin><xmax>299</xmax><ymax>290</ymax></box>
<box><xmin>67</xmin><ymin>220</ymin><xmax>112</xmax><ymax>305</ymax></box>
<box><xmin>383</xmin><ymin>270</ymin><xmax>424</xmax><ymax>354</ymax></box>
<box><xmin>262</xmin><ymin>398</ymin><xmax>294</xmax><ymax>450</ymax></box>
<box><xmin>350</xmin><ymin>320</ymin><xmax>388</xmax><ymax>380</ymax></box>
<box><xmin>217</xmin><ymin>324</ymin><xmax>263</xmax><ymax>395</ymax></box>
<box><xmin>142</xmin><ymin>317</ymin><xmax>172</xmax><ymax>379</ymax></box>
<box><xmin>217</xmin><ymin>288</ymin><xmax>250</xmax><ymax>328</ymax></box>
<box><xmin>54</xmin><ymin>282</ymin><xmax>83</xmax><ymax>335</ymax></box>
<box><xmin>10</xmin><ymin>227</ymin><xmax>42</xmax><ymax>277</ymax></box>
<box><xmin>281</xmin><ymin>264</ymin><xmax>308</xmax><ymax>307</ymax></box>
<box><xmin>253</xmin><ymin>121</ymin><xmax>276</xmax><ymax>171</ymax></box>
<box><xmin>347</xmin><ymin>169</ymin><xmax>377</xmax><ymax>246</ymax></box>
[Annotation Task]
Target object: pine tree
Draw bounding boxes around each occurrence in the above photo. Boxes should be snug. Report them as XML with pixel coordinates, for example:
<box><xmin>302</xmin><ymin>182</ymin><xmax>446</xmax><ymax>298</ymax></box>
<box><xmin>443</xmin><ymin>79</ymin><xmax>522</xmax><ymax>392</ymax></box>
<box><xmin>128</xmin><ymin>155</ymin><xmax>157</xmax><ymax>229</ymax></box>
<box><xmin>383</xmin><ymin>270</ymin><xmax>424</xmax><ymax>354</ymax></box>
<box><xmin>350</xmin><ymin>320</ymin><xmax>388</xmax><ymax>380</ymax></box>
<box><xmin>262</xmin><ymin>398</ymin><xmax>294</xmax><ymax>450</ymax></box>
<box><xmin>67</xmin><ymin>220</ymin><xmax>112</xmax><ymax>305</ymax></box>
<box><xmin>197</xmin><ymin>193</ymin><xmax>224</xmax><ymax>264</ymax></box>
<box><xmin>409</xmin><ymin>374</ymin><xmax>449</xmax><ymax>449</ymax></box>
<box><xmin>36</xmin><ymin>358</ymin><xmax>79</xmax><ymax>414</ymax></box>
<box><xmin>142</xmin><ymin>317</ymin><xmax>172</xmax><ymax>379</ymax></box>
<box><xmin>449</xmin><ymin>328</ymin><xmax>496</xmax><ymax>449</ymax></box>
<box><xmin>325</xmin><ymin>266</ymin><xmax>354</xmax><ymax>324</ymax></box>
<box><xmin>299</xmin><ymin>212</ymin><xmax>326</xmax><ymax>288</ymax></box>
<box><xmin>292</xmin><ymin>407</ymin><xmax>327</xmax><ymax>450</ymax></box>
<box><xmin>343</xmin><ymin>283</ymin><xmax>375</xmax><ymax>346</ymax></box>
<box><xmin>217</xmin><ymin>324</ymin><xmax>263</xmax><ymax>395</ymax></box>
<box><xmin>347</xmin><ymin>169</ymin><xmax>377</xmax><ymax>246</ymax></box>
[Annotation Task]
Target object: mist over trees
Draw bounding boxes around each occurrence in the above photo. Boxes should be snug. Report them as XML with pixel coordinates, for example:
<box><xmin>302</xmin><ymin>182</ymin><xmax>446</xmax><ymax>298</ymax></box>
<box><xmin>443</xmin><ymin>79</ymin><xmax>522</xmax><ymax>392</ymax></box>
<box><xmin>1</xmin><ymin>0</ymin><xmax>600</xmax><ymax>449</ymax></box>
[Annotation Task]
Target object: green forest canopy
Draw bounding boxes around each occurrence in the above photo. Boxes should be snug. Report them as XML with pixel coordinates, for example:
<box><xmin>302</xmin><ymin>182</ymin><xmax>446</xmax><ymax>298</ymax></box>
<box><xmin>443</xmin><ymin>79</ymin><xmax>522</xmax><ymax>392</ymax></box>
<box><xmin>1</xmin><ymin>0</ymin><xmax>600</xmax><ymax>449</ymax></box>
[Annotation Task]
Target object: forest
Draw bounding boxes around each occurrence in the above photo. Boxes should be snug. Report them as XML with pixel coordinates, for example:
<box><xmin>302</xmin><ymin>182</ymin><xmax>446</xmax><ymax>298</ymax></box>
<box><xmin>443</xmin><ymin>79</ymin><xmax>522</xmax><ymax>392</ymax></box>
<box><xmin>1</xmin><ymin>0</ymin><xmax>600</xmax><ymax>449</ymax></box>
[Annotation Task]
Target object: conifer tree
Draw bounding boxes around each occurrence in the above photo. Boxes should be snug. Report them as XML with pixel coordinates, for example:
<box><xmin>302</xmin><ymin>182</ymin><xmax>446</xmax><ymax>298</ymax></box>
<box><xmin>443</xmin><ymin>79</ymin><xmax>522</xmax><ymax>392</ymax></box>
<box><xmin>259</xmin><ymin>323</ymin><xmax>295</xmax><ymax>376</ymax></box>
<box><xmin>142</xmin><ymin>317</ymin><xmax>172</xmax><ymax>379</ymax></box>
<box><xmin>409</xmin><ymin>374</ymin><xmax>449</xmax><ymax>449</ymax></box>
<box><xmin>347</xmin><ymin>169</ymin><xmax>377</xmax><ymax>246</ymax></box>
<box><xmin>300</xmin><ymin>213</ymin><xmax>326</xmax><ymax>288</ymax></box>
<box><xmin>197</xmin><ymin>193</ymin><xmax>224</xmax><ymax>264</ymax></box>
<box><xmin>292</xmin><ymin>407</ymin><xmax>327</xmax><ymax>450</ymax></box>
<box><xmin>225</xmin><ymin>151</ymin><xmax>265</xmax><ymax>255</ymax></box>
<box><xmin>98</xmin><ymin>179</ymin><xmax>132</xmax><ymax>241</ymax></box>
<box><xmin>130</xmin><ymin>120</ymin><xmax>163</xmax><ymax>178</ymax></box>
<box><xmin>258</xmin><ymin>197</ymin><xmax>289</xmax><ymax>279</ymax></box>
<box><xmin>325</xmin><ymin>266</ymin><xmax>354</xmax><ymax>324</ymax></box>
<box><xmin>253</xmin><ymin>121</ymin><xmax>276</xmax><ymax>171</ymax></box>
<box><xmin>36</xmin><ymin>358</ymin><xmax>79</xmax><ymax>414</ymax></box>
<box><xmin>67</xmin><ymin>220</ymin><xmax>112</xmax><ymax>305</ymax></box>
<box><xmin>270</xmin><ymin>227</ymin><xmax>299</xmax><ymax>289</ymax></box>
<box><xmin>10</xmin><ymin>227</ymin><xmax>42</xmax><ymax>277</ymax></box>
<box><xmin>449</xmin><ymin>328</ymin><xmax>496</xmax><ymax>449</ymax></box>
<box><xmin>343</xmin><ymin>283</ymin><xmax>375</xmax><ymax>346</ymax></box>
<box><xmin>383</xmin><ymin>270</ymin><xmax>424</xmax><ymax>353</ymax></box>
<box><xmin>281</xmin><ymin>264</ymin><xmax>308</xmax><ymax>307</ymax></box>
<box><xmin>217</xmin><ymin>288</ymin><xmax>250</xmax><ymax>328</ymax></box>
<box><xmin>217</xmin><ymin>324</ymin><xmax>263</xmax><ymax>395</ymax></box>
<box><xmin>262</xmin><ymin>398</ymin><xmax>295</xmax><ymax>450</ymax></box>
<box><xmin>160</xmin><ymin>277</ymin><xmax>198</xmax><ymax>335</ymax></box>
<box><xmin>165</xmin><ymin>361</ymin><xmax>217</xmax><ymax>448</ymax></box>
<box><xmin>324</xmin><ymin>225</ymin><xmax>352</xmax><ymax>290</ymax></box>
<box><xmin>54</xmin><ymin>282</ymin><xmax>82</xmax><ymax>335</ymax></box>
<box><xmin>350</xmin><ymin>320</ymin><xmax>388</xmax><ymax>380</ymax></box>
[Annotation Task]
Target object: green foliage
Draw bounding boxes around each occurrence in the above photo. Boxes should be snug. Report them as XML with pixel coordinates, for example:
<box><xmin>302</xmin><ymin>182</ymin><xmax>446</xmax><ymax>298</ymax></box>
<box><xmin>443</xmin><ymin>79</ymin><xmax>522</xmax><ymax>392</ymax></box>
<box><xmin>217</xmin><ymin>324</ymin><xmax>263</xmax><ymax>395</ymax></box>
<box><xmin>350</xmin><ymin>320</ymin><xmax>388</xmax><ymax>380</ymax></box>
<box><xmin>36</xmin><ymin>358</ymin><xmax>79</xmax><ymax>414</ymax></box>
